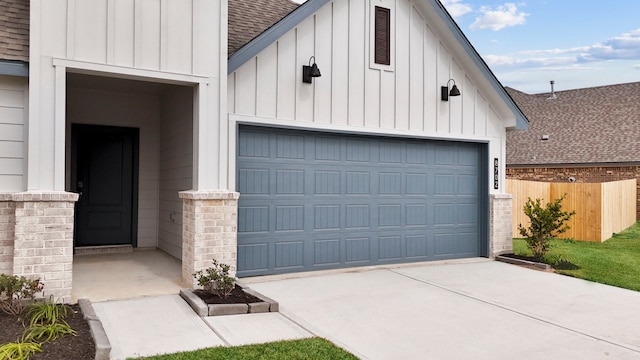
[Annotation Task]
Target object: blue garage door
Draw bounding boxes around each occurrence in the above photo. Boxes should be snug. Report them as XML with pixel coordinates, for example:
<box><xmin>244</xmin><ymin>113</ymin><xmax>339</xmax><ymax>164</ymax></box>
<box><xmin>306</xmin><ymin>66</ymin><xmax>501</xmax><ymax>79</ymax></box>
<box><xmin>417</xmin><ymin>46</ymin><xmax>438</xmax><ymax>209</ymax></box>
<box><xmin>236</xmin><ymin>126</ymin><xmax>486</xmax><ymax>277</ymax></box>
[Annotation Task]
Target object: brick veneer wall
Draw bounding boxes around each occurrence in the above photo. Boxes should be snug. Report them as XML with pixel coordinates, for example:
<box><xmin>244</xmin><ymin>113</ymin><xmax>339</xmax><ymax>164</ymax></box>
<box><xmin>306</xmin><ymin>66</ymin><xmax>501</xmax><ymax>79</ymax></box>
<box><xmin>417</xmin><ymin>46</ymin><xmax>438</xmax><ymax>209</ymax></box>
<box><xmin>506</xmin><ymin>166</ymin><xmax>640</xmax><ymax>219</ymax></box>
<box><xmin>179</xmin><ymin>191</ymin><xmax>240</xmax><ymax>287</ymax></box>
<box><xmin>490</xmin><ymin>194</ymin><xmax>513</xmax><ymax>256</ymax></box>
<box><xmin>11</xmin><ymin>192</ymin><xmax>79</xmax><ymax>302</ymax></box>
<box><xmin>0</xmin><ymin>194</ymin><xmax>15</xmax><ymax>275</ymax></box>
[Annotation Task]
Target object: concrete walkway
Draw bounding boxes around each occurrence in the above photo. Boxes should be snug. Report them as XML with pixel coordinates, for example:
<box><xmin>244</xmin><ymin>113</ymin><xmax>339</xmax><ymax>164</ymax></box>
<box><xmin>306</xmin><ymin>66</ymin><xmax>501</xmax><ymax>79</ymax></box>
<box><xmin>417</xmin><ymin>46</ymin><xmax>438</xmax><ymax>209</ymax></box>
<box><xmin>91</xmin><ymin>295</ymin><xmax>312</xmax><ymax>359</ymax></box>
<box><xmin>92</xmin><ymin>260</ymin><xmax>640</xmax><ymax>359</ymax></box>
<box><xmin>247</xmin><ymin>260</ymin><xmax>640</xmax><ymax>360</ymax></box>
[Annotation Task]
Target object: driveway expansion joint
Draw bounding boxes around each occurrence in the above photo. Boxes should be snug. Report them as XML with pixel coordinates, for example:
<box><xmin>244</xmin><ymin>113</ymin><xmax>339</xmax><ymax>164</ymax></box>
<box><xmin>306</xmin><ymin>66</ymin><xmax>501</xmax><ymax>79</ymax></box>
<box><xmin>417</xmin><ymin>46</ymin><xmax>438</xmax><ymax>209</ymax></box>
<box><xmin>387</xmin><ymin>267</ymin><xmax>640</xmax><ymax>355</ymax></box>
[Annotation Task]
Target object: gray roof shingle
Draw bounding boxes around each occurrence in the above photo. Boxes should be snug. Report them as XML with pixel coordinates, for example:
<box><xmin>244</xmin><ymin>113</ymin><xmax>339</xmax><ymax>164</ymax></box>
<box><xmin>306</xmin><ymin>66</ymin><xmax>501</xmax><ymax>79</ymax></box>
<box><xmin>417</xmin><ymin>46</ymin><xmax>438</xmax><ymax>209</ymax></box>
<box><xmin>0</xmin><ymin>0</ymin><xmax>298</xmax><ymax>62</ymax></box>
<box><xmin>0</xmin><ymin>0</ymin><xmax>29</xmax><ymax>62</ymax></box>
<box><xmin>228</xmin><ymin>0</ymin><xmax>299</xmax><ymax>56</ymax></box>
<box><xmin>506</xmin><ymin>82</ymin><xmax>640</xmax><ymax>165</ymax></box>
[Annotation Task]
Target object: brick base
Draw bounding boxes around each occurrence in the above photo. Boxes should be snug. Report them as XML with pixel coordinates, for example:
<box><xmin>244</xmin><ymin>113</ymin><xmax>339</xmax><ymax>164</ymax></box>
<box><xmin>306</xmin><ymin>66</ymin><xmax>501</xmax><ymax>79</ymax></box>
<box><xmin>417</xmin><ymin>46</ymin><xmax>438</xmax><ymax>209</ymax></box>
<box><xmin>11</xmin><ymin>192</ymin><xmax>79</xmax><ymax>302</ymax></box>
<box><xmin>0</xmin><ymin>194</ymin><xmax>15</xmax><ymax>275</ymax></box>
<box><xmin>490</xmin><ymin>194</ymin><xmax>513</xmax><ymax>257</ymax></box>
<box><xmin>179</xmin><ymin>190</ymin><xmax>240</xmax><ymax>288</ymax></box>
<box><xmin>507</xmin><ymin>166</ymin><xmax>640</xmax><ymax>219</ymax></box>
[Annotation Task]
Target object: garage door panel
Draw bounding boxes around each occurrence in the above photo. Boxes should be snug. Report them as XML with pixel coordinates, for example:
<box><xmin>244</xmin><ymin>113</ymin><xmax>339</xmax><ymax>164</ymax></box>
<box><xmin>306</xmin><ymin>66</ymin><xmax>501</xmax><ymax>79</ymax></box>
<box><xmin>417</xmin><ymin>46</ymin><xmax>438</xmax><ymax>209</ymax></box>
<box><xmin>275</xmin><ymin>134</ymin><xmax>305</xmax><ymax>159</ymax></box>
<box><xmin>274</xmin><ymin>241</ymin><xmax>304</xmax><ymax>269</ymax></box>
<box><xmin>459</xmin><ymin>175</ymin><xmax>479</xmax><ymax>195</ymax></box>
<box><xmin>238</xmin><ymin>169</ymin><xmax>269</xmax><ymax>194</ymax></box>
<box><xmin>315</xmin><ymin>137</ymin><xmax>341</xmax><ymax>161</ymax></box>
<box><xmin>276</xmin><ymin>169</ymin><xmax>305</xmax><ymax>194</ymax></box>
<box><xmin>275</xmin><ymin>206</ymin><xmax>304</xmax><ymax>231</ymax></box>
<box><xmin>314</xmin><ymin>239</ymin><xmax>341</xmax><ymax>265</ymax></box>
<box><xmin>345</xmin><ymin>237</ymin><xmax>371</xmax><ymax>263</ymax></box>
<box><xmin>237</xmin><ymin>243</ymin><xmax>269</xmax><ymax>273</ymax></box>
<box><xmin>406</xmin><ymin>234</ymin><xmax>429</xmax><ymax>258</ymax></box>
<box><xmin>379</xmin><ymin>236</ymin><xmax>402</xmax><ymax>260</ymax></box>
<box><xmin>315</xmin><ymin>171</ymin><xmax>341</xmax><ymax>194</ymax></box>
<box><xmin>405</xmin><ymin>204</ymin><xmax>428</xmax><ymax>226</ymax></box>
<box><xmin>314</xmin><ymin>205</ymin><xmax>341</xmax><ymax>229</ymax></box>
<box><xmin>346</xmin><ymin>172</ymin><xmax>371</xmax><ymax>194</ymax></box>
<box><xmin>345</xmin><ymin>205</ymin><xmax>370</xmax><ymax>228</ymax></box>
<box><xmin>238</xmin><ymin>206</ymin><xmax>269</xmax><ymax>232</ymax></box>
<box><xmin>346</xmin><ymin>139</ymin><xmax>371</xmax><ymax>162</ymax></box>
<box><xmin>238</xmin><ymin>131</ymin><xmax>270</xmax><ymax>158</ymax></box>
<box><xmin>237</xmin><ymin>126</ymin><xmax>485</xmax><ymax>276</ymax></box>
<box><xmin>379</xmin><ymin>205</ymin><xmax>401</xmax><ymax>227</ymax></box>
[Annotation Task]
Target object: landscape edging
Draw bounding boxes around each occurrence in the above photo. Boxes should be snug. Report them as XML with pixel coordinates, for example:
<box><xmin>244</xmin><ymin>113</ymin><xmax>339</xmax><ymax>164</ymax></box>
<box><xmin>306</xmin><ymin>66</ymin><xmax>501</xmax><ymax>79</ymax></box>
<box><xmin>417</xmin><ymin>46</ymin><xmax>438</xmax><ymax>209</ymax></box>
<box><xmin>78</xmin><ymin>298</ymin><xmax>112</xmax><ymax>360</ymax></box>
<box><xmin>180</xmin><ymin>283</ymin><xmax>279</xmax><ymax>317</ymax></box>
<box><xmin>496</xmin><ymin>255</ymin><xmax>552</xmax><ymax>270</ymax></box>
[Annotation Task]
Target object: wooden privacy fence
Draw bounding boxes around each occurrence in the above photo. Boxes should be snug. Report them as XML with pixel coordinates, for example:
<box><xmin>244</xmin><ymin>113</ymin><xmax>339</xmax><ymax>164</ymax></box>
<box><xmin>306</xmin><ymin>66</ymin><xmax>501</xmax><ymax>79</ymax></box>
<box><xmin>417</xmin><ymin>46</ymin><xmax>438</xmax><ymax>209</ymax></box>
<box><xmin>506</xmin><ymin>179</ymin><xmax>637</xmax><ymax>242</ymax></box>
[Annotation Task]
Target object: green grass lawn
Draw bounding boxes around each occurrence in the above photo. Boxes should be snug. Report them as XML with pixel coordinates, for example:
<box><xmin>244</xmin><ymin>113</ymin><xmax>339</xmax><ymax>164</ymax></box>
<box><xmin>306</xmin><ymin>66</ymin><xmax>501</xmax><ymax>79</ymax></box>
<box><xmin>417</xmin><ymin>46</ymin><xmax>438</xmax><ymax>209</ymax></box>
<box><xmin>134</xmin><ymin>338</ymin><xmax>357</xmax><ymax>360</ymax></box>
<box><xmin>513</xmin><ymin>221</ymin><xmax>640</xmax><ymax>291</ymax></box>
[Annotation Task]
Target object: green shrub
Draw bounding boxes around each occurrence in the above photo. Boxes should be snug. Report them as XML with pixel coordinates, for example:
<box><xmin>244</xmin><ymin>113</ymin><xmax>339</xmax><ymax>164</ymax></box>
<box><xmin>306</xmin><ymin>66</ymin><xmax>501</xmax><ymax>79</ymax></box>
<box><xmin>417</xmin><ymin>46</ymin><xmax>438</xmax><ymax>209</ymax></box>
<box><xmin>193</xmin><ymin>259</ymin><xmax>235</xmax><ymax>298</ymax></box>
<box><xmin>0</xmin><ymin>274</ymin><xmax>44</xmax><ymax>315</ymax></box>
<box><xmin>518</xmin><ymin>196</ymin><xmax>575</xmax><ymax>260</ymax></box>
<box><xmin>0</xmin><ymin>340</ymin><xmax>42</xmax><ymax>360</ymax></box>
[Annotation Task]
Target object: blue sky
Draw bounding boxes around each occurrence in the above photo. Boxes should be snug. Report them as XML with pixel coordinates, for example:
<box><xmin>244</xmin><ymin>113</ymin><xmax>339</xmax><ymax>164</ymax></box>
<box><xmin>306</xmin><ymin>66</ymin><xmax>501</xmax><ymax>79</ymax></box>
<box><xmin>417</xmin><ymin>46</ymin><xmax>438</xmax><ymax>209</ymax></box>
<box><xmin>292</xmin><ymin>0</ymin><xmax>640</xmax><ymax>94</ymax></box>
<box><xmin>443</xmin><ymin>0</ymin><xmax>640</xmax><ymax>93</ymax></box>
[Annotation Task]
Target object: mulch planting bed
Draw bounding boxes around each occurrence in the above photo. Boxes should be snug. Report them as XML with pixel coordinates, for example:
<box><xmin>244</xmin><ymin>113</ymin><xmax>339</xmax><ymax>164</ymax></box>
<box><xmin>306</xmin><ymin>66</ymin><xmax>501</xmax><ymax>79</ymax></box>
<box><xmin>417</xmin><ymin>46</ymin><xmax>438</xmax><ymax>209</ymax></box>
<box><xmin>0</xmin><ymin>304</ymin><xmax>95</xmax><ymax>360</ymax></box>
<box><xmin>193</xmin><ymin>285</ymin><xmax>262</xmax><ymax>304</ymax></box>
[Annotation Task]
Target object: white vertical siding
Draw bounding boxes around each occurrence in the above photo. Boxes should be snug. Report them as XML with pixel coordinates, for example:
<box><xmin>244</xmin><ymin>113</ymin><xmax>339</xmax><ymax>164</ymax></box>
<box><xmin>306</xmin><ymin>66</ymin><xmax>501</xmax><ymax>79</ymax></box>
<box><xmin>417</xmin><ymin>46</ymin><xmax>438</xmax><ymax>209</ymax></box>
<box><xmin>228</xmin><ymin>0</ymin><xmax>510</xmax><ymax>141</ymax></box>
<box><xmin>38</xmin><ymin>0</ymin><xmax>205</xmax><ymax>75</ymax></box>
<box><xmin>0</xmin><ymin>76</ymin><xmax>27</xmax><ymax>191</ymax></box>
<box><xmin>158</xmin><ymin>86</ymin><xmax>193</xmax><ymax>259</ymax></box>
<box><xmin>66</xmin><ymin>86</ymin><xmax>161</xmax><ymax>248</ymax></box>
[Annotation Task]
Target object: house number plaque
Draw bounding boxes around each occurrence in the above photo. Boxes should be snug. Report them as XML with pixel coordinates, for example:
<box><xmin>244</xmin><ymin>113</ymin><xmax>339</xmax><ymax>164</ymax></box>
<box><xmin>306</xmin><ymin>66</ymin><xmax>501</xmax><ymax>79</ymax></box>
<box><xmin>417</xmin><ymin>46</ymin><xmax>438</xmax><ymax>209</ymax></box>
<box><xmin>493</xmin><ymin>158</ymin><xmax>499</xmax><ymax>189</ymax></box>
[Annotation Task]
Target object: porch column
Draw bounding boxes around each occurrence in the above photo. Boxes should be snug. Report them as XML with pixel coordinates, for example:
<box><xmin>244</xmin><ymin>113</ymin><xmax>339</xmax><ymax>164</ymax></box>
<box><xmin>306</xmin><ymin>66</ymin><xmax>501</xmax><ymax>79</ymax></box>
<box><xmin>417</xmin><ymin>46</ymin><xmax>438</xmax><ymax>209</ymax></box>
<box><xmin>12</xmin><ymin>191</ymin><xmax>78</xmax><ymax>302</ymax></box>
<box><xmin>489</xmin><ymin>193</ymin><xmax>513</xmax><ymax>257</ymax></box>
<box><xmin>0</xmin><ymin>194</ymin><xmax>16</xmax><ymax>275</ymax></box>
<box><xmin>179</xmin><ymin>190</ymin><xmax>239</xmax><ymax>287</ymax></box>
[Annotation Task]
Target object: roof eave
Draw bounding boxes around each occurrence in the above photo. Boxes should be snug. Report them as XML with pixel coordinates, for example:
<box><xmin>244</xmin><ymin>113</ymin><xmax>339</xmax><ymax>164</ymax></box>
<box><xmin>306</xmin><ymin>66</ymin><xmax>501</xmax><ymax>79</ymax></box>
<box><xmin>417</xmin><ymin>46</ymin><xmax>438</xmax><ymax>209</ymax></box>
<box><xmin>228</xmin><ymin>0</ymin><xmax>331</xmax><ymax>74</ymax></box>
<box><xmin>0</xmin><ymin>60</ymin><xmax>29</xmax><ymax>77</ymax></box>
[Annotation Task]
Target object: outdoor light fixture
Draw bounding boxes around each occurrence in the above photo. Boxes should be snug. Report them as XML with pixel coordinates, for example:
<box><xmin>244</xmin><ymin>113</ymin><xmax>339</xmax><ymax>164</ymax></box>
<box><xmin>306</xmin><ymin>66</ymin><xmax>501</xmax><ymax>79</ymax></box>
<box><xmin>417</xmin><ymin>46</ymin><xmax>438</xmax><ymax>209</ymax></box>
<box><xmin>441</xmin><ymin>78</ymin><xmax>461</xmax><ymax>101</ymax></box>
<box><xmin>302</xmin><ymin>56</ymin><xmax>321</xmax><ymax>83</ymax></box>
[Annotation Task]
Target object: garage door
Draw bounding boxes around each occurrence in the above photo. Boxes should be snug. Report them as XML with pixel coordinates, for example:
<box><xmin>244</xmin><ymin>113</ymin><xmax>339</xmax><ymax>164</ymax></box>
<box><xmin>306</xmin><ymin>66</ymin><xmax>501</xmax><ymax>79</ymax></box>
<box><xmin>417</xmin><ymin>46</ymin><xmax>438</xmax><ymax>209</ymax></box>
<box><xmin>236</xmin><ymin>126</ymin><xmax>487</xmax><ymax>277</ymax></box>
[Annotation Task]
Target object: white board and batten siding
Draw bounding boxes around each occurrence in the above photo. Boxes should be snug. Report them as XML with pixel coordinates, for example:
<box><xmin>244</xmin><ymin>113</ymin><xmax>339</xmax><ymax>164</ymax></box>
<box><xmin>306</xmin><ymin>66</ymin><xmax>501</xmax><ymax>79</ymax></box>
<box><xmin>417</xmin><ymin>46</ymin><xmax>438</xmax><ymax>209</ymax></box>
<box><xmin>228</xmin><ymin>0</ymin><xmax>510</xmax><ymax>192</ymax></box>
<box><xmin>29</xmin><ymin>0</ymin><xmax>225</xmax><ymax>191</ymax></box>
<box><xmin>0</xmin><ymin>76</ymin><xmax>27</xmax><ymax>191</ymax></box>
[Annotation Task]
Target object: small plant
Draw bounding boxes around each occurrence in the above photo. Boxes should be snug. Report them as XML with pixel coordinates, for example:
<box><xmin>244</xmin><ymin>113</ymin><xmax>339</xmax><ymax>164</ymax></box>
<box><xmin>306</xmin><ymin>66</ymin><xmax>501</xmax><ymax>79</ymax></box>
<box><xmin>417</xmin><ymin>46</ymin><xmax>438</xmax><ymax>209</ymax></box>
<box><xmin>193</xmin><ymin>259</ymin><xmax>236</xmax><ymax>298</ymax></box>
<box><xmin>518</xmin><ymin>195</ymin><xmax>575</xmax><ymax>260</ymax></box>
<box><xmin>0</xmin><ymin>274</ymin><xmax>44</xmax><ymax>315</ymax></box>
<box><xmin>25</xmin><ymin>295</ymin><xmax>69</xmax><ymax>327</ymax></box>
<box><xmin>22</xmin><ymin>322</ymin><xmax>77</xmax><ymax>343</ymax></box>
<box><xmin>0</xmin><ymin>340</ymin><xmax>42</xmax><ymax>360</ymax></box>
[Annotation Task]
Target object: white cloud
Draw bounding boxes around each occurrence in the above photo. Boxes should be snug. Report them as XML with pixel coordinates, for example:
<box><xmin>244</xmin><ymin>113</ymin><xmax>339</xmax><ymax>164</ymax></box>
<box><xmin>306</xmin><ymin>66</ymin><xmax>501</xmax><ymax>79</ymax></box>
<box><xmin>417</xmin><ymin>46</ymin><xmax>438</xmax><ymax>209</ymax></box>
<box><xmin>484</xmin><ymin>28</ymin><xmax>640</xmax><ymax>71</ymax></box>
<box><xmin>441</xmin><ymin>0</ymin><xmax>473</xmax><ymax>18</ymax></box>
<box><xmin>470</xmin><ymin>3</ymin><xmax>528</xmax><ymax>31</ymax></box>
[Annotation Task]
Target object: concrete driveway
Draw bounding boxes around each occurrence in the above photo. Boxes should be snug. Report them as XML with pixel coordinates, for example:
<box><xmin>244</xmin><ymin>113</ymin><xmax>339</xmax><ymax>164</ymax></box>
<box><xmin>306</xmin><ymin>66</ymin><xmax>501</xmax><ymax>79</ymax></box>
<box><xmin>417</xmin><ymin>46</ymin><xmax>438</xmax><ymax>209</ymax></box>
<box><xmin>246</xmin><ymin>260</ymin><xmax>640</xmax><ymax>360</ymax></box>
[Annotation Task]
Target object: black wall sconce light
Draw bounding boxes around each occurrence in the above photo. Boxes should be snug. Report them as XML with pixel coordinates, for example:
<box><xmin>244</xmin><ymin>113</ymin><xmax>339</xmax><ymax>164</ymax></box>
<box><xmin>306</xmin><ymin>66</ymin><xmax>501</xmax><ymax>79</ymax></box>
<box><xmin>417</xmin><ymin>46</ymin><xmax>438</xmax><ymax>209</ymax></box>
<box><xmin>441</xmin><ymin>79</ymin><xmax>461</xmax><ymax>101</ymax></box>
<box><xmin>303</xmin><ymin>56</ymin><xmax>322</xmax><ymax>83</ymax></box>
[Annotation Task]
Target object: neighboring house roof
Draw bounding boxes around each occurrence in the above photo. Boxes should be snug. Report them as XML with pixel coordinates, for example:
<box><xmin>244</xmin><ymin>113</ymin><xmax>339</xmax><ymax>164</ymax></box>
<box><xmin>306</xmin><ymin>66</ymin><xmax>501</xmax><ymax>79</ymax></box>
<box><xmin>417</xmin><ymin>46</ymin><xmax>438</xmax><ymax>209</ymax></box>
<box><xmin>228</xmin><ymin>0</ymin><xmax>299</xmax><ymax>56</ymax></box>
<box><xmin>506</xmin><ymin>82</ymin><xmax>640</xmax><ymax>166</ymax></box>
<box><xmin>0</xmin><ymin>0</ymin><xmax>29</xmax><ymax>62</ymax></box>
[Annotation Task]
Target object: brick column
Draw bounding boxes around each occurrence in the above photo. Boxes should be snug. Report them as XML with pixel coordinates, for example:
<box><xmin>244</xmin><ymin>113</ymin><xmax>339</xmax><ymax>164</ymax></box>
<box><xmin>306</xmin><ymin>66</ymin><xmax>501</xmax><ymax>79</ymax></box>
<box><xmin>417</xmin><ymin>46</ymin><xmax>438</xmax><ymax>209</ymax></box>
<box><xmin>179</xmin><ymin>191</ymin><xmax>240</xmax><ymax>287</ymax></box>
<box><xmin>12</xmin><ymin>192</ymin><xmax>79</xmax><ymax>302</ymax></box>
<box><xmin>489</xmin><ymin>193</ymin><xmax>513</xmax><ymax>257</ymax></box>
<box><xmin>0</xmin><ymin>194</ymin><xmax>16</xmax><ymax>275</ymax></box>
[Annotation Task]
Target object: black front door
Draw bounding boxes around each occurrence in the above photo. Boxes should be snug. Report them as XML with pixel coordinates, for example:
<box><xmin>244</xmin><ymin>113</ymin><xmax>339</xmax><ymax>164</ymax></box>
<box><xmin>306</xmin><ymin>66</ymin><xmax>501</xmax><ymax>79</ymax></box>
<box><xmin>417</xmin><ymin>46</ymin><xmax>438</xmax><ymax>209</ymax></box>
<box><xmin>72</xmin><ymin>125</ymin><xmax>138</xmax><ymax>247</ymax></box>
